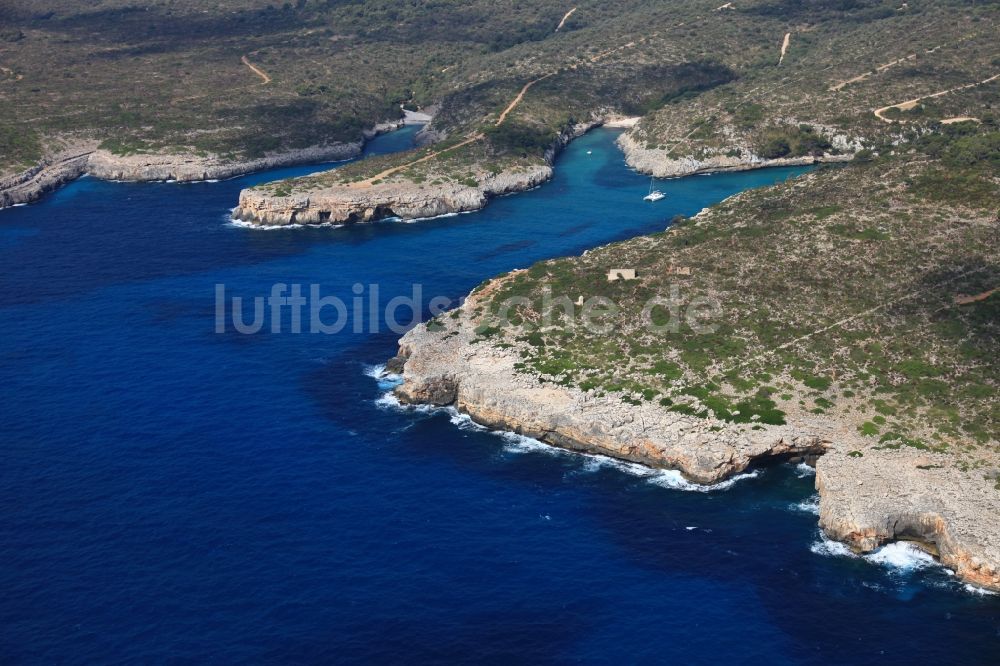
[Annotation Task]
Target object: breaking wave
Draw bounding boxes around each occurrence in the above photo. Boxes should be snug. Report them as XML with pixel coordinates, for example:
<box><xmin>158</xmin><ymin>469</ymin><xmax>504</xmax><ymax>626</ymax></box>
<box><xmin>365</xmin><ymin>366</ymin><xmax>763</xmax><ymax>492</ymax></box>
<box><xmin>790</xmin><ymin>495</ymin><xmax>820</xmax><ymax>515</ymax></box>
<box><xmin>864</xmin><ymin>542</ymin><xmax>937</xmax><ymax>571</ymax></box>
<box><xmin>794</xmin><ymin>462</ymin><xmax>815</xmax><ymax>477</ymax></box>
<box><xmin>810</xmin><ymin>533</ymin><xmax>856</xmax><ymax>558</ymax></box>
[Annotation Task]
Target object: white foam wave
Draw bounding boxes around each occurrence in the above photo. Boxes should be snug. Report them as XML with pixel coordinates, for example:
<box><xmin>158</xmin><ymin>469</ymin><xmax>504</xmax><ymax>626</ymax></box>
<box><xmin>810</xmin><ymin>534</ymin><xmax>856</xmax><ymax>558</ymax></box>
<box><xmin>795</xmin><ymin>462</ymin><xmax>815</xmax><ymax>477</ymax></box>
<box><xmin>964</xmin><ymin>584</ymin><xmax>998</xmax><ymax>596</ymax></box>
<box><xmin>364</xmin><ymin>364</ymin><xmax>404</xmax><ymax>394</ymax></box>
<box><xmin>374</xmin><ymin>390</ymin><xmax>403</xmax><ymax>410</ymax></box>
<box><xmin>864</xmin><ymin>542</ymin><xmax>937</xmax><ymax>571</ymax></box>
<box><xmin>790</xmin><ymin>495</ymin><xmax>820</xmax><ymax>515</ymax></box>
<box><xmin>573</xmin><ymin>452</ymin><xmax>659</xmax><ymax>477</ymax></box>
<box><xmin>648</xmin><ymin>468</ymin><xmax>762</xmax><ymax>492</ymax></box>
<box><xmin>496</xmin><ymin>430</ymin><xmax>561</xmax><ymax>455</ymax></box>
<box><xmin>227</xmin><ymin>217</ymin><xmax>344</xmax><ymax>231</ymax></box>
<box><xmin>405</xmin><ymin>209</ymin><xmax>478</xmax><ymax>223</ymax></box>
<box><xmin>448</xmin><ymin>410</ymin><xmax>487</xmax><ymax>432</ymax></box>
<box><xmin>571</xmin><ymin>452</ymin><xmax>762</xmax><ymax>492</ymax></box>
<box><xmin>810</xmin><ymin>534</ymin><xmax>942</xmax><ymax>574</ymax></box>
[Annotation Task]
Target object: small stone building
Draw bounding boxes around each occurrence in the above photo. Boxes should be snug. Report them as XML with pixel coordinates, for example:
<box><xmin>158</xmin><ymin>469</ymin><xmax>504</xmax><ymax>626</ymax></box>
<box><xmin>607</xmin><ymin>268</ymin><xmax>637</xmax><ymax>281</ymax></box>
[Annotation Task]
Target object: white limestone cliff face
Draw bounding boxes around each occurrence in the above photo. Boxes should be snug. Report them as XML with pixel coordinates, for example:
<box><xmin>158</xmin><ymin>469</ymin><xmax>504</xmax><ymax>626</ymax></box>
<box><xmin>616</xmin><ymin>130</ymin><xmax>856</xmax><ymax>178</ymax></box>
<box><xmin>0</xmin><ymin>121</ymin><xmax>402</xmax><ymax>210</ymax></box>
<box><xmin>86</xmin><ymin>141</ymin><xmax>364</xmax><ymax>184</ymax></box>
<box><xmin>390</xmin><ymin>290</ymin><xmax>831</xmax><ymax>486</ymax></box>
<box><xmin>817</xmin><ymin>449</ymin><xmax>1000</xmax><ymax>591</ymax></box>
<box><xmin>231</xmin><ymin>121</ymin><xmax>598</xmax><ymax>227</ymax></box>
<box><xmin>0</xmin><ymin>146</ymin><xmax>96</xmax><ymax>208</ymax></box>
<box><xmin>231</xmin><ymin>165</ymin><xmax>553</xmax><ymax>226</ymax></box>
<box><xmin>389</xmin><ymin>286</ymin><xmax>1000</xmax><ymax>592</ymax></box>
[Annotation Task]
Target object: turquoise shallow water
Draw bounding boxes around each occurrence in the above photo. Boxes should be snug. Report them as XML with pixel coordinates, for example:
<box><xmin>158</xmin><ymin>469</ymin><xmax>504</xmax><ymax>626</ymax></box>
<box><xmin>1</xmin><ymin>127</ymin><xmax>998</xmax><ymax>663</ymax></box>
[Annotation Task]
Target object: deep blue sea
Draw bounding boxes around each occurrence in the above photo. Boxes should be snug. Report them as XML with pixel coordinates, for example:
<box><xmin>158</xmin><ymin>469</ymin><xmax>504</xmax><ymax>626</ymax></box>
<box><xmin>1</xmin><ymin>127</ymin><xmax>998</xmax><ymax>664</ymax></box>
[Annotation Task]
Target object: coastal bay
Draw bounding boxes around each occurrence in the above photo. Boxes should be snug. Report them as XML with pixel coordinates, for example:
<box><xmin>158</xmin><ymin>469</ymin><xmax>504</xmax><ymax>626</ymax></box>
<box><xmin>2</xmin><ymin>128</ymin><xmax>997</xmax><ymax>662</ymax></box>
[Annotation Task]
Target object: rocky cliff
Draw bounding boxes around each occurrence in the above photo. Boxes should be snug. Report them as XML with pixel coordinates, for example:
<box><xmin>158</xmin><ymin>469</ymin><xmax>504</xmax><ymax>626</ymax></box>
<box><xmin>232</xmin><ymin>164</ymin><xmax>553</xmax><ymax>226</ymax></box>
<box><xmin>817</xmin><ymin>449</ymin><xmax>1000</xmax><ymax>591</ymax></box>
<box><xmin>86</xmin><ymin>141</ymin><xmax>364</xmax><ymax>184</ymax></box>
<box><xmin>231</xmin><ymin>121</ymin><xmax>597</xmax><ymax>227</ymax></box>
<box><xmin>389</xmin><ymin>285</ymin><xmax>1000</xmax><ymax>592</ymax></box>
<box><xmin>392</xmin><ymin>311</ymin><xmax>830</xmax><ymax>484</ymax></box>
<box><xmin>0</xmin><ymin>122</ymin><xmax>402</xmax><ymax>211</ymax></box>
<box><xmin>616</xmin><ymin>131</ymin><xmax>856</xmax><ymax>178</ymax></box>
<box><xmin>0</xmin><ymin>148</ymin><xmax>95</xmax><ymax>208</ymax></box>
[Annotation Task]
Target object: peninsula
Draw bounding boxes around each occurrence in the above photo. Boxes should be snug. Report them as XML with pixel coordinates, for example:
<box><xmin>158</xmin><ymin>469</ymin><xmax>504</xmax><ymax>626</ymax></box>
<box><xmin>390</xmin><ymin>128</ymin><xmax>1000</xmax><ymax>590</ymax></box>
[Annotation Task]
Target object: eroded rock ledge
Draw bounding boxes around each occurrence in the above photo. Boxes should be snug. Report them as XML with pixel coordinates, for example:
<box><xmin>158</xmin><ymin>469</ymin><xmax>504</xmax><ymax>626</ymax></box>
<box><xmin>231</xmin><ymin>122</ymin><xmax>597</xmax><ymax>227</ymax></box>
<box><xmin>232</xmin><ymin>165</ymin><xmax>553</xmax><ymax>226</ymax></box>
<box><xmin>616</xmin><ymin>131</ymin><xmax>854</xmax><ymax>178</ymax></box>
<box><xmin>818</xmin><ymin>450</ymin><xmax>1000</xmax><ymax>591</ymax></box>
<box><xmin>388</xmin><ymin>291</ymin><xmax>1000</xmax><ymax>592</ymax></box>
<box><xmin>0</xmin><ymin>122</ymin><xmax>401</xmax><ymax>210</ymax></box>
<box><xmin>390</xmin><ymin>293</ymin><xmax>832</xmax><ymax>486</ymax></box>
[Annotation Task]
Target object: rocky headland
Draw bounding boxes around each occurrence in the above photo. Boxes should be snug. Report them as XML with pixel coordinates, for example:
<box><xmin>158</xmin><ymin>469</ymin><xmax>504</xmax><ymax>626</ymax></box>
<box><xmin>391</xmin><ymin>295</ymin><xmax>831</xmax><ymax>485</ymax></box>
<box><xmin>385</xmin><ymin>130</ymin><xmax>1000</xmax><ymax>593</ymax></box>
<box><xmin>616</xmin><ymin>130</ymin><xmax>857</xmax><ymax>178</ymax></box>
<box><xmin>231</xmin><ymin>122</ymin><xmax>596</xmax><ymax>227</ymax></box>
<box><xmin>0</xmin><ymin>122</ymin><xmax>402</xmax><ymax>211</ymax></box>
<box><xmin>232</xmin><ymin>163</ymin><xmax>552</xmax><ymax>226</ymax></box>
<box><xmin>388</xmin><ymin>281</ymin><xmax>1000</xmax><ymax>593</ymax></box>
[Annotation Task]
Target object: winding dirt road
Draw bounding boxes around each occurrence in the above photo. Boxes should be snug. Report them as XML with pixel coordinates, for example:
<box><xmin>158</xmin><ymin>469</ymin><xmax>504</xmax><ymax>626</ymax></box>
<box><xmin>242</xmin><ymin>55</ymin><xmax>271</xmax><ymax>84</ymax></box>
<box><xmin>778</xmin><ymin>32</ymin><xmax>791</xmax><ymax>66</ymax></box>
<box><xmin>496</xmin><ymin>73</ymin><xmax>555</xmax><ymax>125</ymax></box>
<box><xmin>874</xmin><ymin>73</ymin><xmax>999</xmax><ymax>122</ymax></box>
<box><xmin>349</xmin><ymin>134</ymin><xmax>484</xmax><ymax>188</ymax></box>
<box><xmin>556</xmin><ymin>7</ymin><xmax>577</xmax><ymax>32</ymax></box>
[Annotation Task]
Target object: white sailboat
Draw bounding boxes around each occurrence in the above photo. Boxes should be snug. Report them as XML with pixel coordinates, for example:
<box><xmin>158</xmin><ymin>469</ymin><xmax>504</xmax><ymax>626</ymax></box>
<box><xmin>643</xmin><ymin>175</ymin><xmax>665</xmax><ymax>201</ymax></box>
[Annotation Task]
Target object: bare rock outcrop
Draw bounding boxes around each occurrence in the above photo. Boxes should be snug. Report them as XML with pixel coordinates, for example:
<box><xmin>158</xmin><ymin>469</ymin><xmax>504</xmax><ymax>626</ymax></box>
<box><xmin>86</xmin><ymin>141</ymin><xmax>365</xmax><ymax>184</ymax></box>
<box><xmin>616</xmin><ymin>131</ymin><xmax>854</xmax><ymax>178</ymax></box>
<box><xmin>231</xmin><ymin>121</ymin><xmax>597</xmax><ymax>227</ymax></box>
<box><xmin>818</xmin><ymin>449</ymin><xmax>1000</xmax><ymax>591</ymax></box>
<box><xmin>0</xmin><ymin>147</ymin><xmax>96</xmax><ymax>208</ymax></box>
<box><xmin>0</xmin><ymin>121</ymin><xmax>402</xmax><ymax>210</ymax></box>
<box><xmin>391</xmin><ymin>297</ymin><xmax>830</xmax><ymax>486</ymax></box>
<box><xmin>232</xmin><ymin>165</ymin><xmax>552</xmax><ymax>226</ymax></box>
<box><xmin>390</xmin><ymin>287</ymin><xmax>1000</xmax><ymax>592</ymax></box>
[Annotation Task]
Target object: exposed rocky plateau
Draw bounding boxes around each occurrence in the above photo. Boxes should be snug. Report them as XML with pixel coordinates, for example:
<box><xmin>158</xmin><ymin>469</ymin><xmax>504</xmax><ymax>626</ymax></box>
<box><xmin>388</xmin><ymin>287</ymin><xmax>1000</xmax><ymax>593</ymax></box>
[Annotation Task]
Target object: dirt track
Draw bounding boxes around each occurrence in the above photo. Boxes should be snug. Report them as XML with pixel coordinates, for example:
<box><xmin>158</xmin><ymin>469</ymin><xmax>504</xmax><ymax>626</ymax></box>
<box><xmin>241</xmin><ymin>55</ymin><xmax>271</xmax><ymax>84</ymax></box>
<box><xmin>556</xmin><ymin>7</ymin><xmax>577</xmax><ymax>32</ymax></box>
<box><xmin>874</xmin><ymin>73</ymin><xmax>999</xmax><ymax>122</ymax></box>
<box><xmin>778</xmin><ymin>32</ymin><xmax>791</xmax><ymax>66</ymax></box>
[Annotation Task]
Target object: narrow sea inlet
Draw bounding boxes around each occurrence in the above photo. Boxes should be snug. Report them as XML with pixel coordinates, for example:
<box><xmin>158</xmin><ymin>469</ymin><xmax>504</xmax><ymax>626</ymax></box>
<box><xmin>1</xmin><ymin>127</ymin><xmax>997</xmax><ymax>662</ymax></box>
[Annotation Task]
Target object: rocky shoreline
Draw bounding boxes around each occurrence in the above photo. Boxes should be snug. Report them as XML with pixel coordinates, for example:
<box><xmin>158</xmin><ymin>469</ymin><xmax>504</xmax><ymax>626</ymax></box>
<box><xmin>232</xmin><ymin>163</ymin><xmax>553</xmax><ymax>226</ymax></box>
<box><xmin>387</xmin><ymin>286</ymin><xmax>1000</xmax><ymax>593</ymax></box>
<box><xmin>616</xmin><ymin>131</ymin><xmax>855</xmax><ymax>178</ymax></box>
<box><xmin>231</xmin><ymin>122</ymin><xmax>598</xmax><ymax>227</ymax></box>
<box><xmin>0</xmin><ymin>121</ymin><xmax>402</xmax><ymax>211</ymax></box>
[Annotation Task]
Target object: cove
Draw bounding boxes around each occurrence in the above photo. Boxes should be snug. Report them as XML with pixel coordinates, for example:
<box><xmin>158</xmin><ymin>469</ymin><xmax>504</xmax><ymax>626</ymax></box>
<box><xmin>1</xmin><ymin>127</ymin><xmax>998</xmax><ymax>663</ymax></box>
